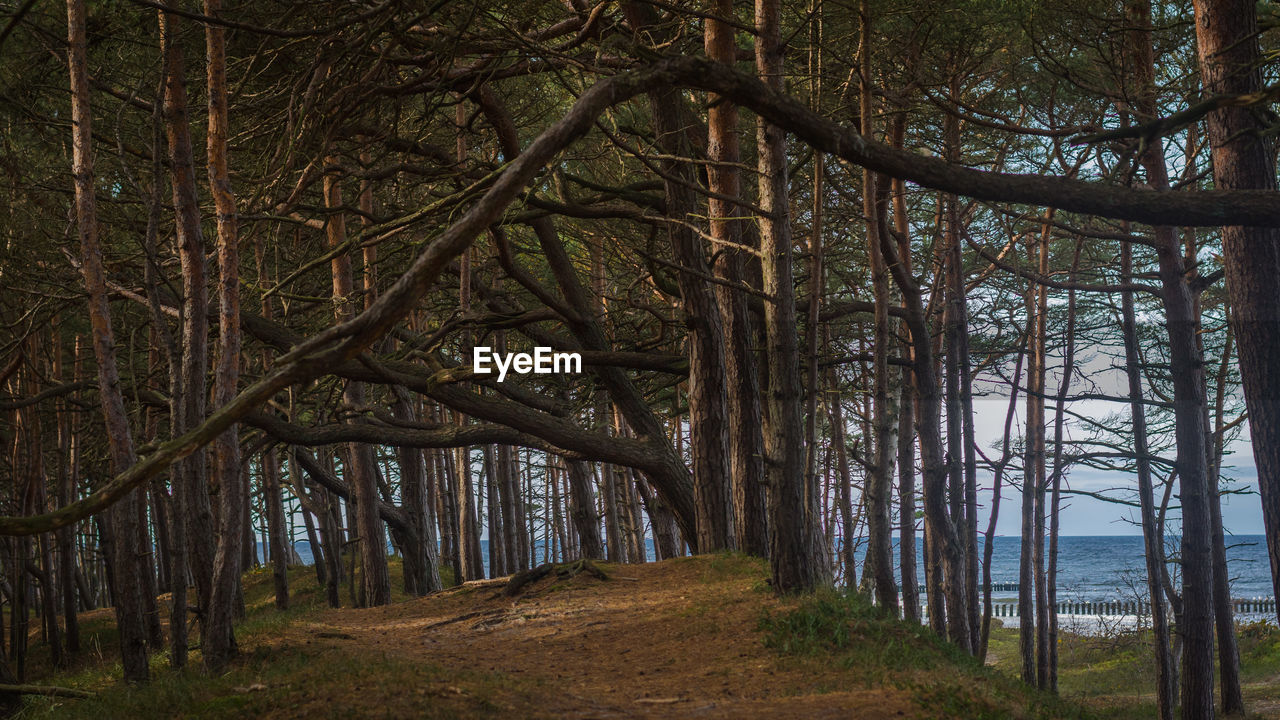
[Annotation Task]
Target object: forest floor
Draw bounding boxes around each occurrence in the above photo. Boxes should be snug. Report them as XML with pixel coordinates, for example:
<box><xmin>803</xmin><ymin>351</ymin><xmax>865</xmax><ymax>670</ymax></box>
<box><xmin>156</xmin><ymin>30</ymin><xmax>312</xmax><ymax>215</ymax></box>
<box><xmin>11</xmin><ymin>554</ymin><xmax>1280</xmax><ymax>719</ymax></box>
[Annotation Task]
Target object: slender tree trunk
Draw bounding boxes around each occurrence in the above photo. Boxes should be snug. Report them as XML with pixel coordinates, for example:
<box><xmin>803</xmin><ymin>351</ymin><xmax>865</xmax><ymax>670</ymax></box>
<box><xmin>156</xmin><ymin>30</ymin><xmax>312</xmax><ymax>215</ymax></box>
<box><xmin>1019</xmin><ymin>221</ymin><xmax>1048</xmax><ymax>686</ymax></box>
<box><xmin>859</xmin><ymin>0</ymin><xmax>898</xmax><ymax>612</ymax></box>
<box><xmin>1120</xmin><ymin>238</ymin><xmax>1177</xmax><ymax>720</ymax></box>
<box><xmin>890</xmin><ymin>117</ymin><xmax>920</xmax><ymax>623</ymax></box>
<box><xmin>256</xmin><ymin>241</ymin><xmax>290</xmax><ymax>610</ymax></box>
<box><xmin>455</xmin><ymin>445</ymin><xmax>484</xmax><ymax>580</ymax></box>
<box><xmin>827</xmin><ymin>371</ymin><xmax>856</xmax><ymax>589</ymax></box>
<box><xmin>55</xmin><ymin>338</ymin><xmax>80</xmax><ymax>654</ymax></box>
<box><xmin>1046</xmin><ymin>242</ymin><xmax>1081</xmax><ymax>692</ymax></box>
<box><xmin>1204</xmin><ymin>306</ymin><xmax>1243</xmax><ymax>715</ymax></box>
<box><xmin>67</xmin><ymin>0</ymin><xmax>148</xmax><ymax>681</ymax></box>
<box><xmin>204</xmin><ymin>0</ymin><xmax>243</xmax><ymax>669</ymax></box>
<box><xmin>325</xmin><ymin>166</ymin><xmax>392</xmax><ymax>605</ymax></box>
<box><xmin>1032</xmin><ymin>226</ymin><xmax>1050</xmax><ymax>691</ymax></box>
<box><xmin>159</xmin><ymin>0</ymin><xmax>218</xmax><ymax>649</ymax></box>
<box><xmin>979</xmin><ymin>332</ymin><xmax>1025</xmax><ymax>662</ymax></box>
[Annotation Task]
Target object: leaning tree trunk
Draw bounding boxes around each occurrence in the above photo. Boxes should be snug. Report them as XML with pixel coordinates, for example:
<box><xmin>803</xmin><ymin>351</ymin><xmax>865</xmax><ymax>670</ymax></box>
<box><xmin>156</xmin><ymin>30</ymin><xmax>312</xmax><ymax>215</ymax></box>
<box><xmin>66</xmin><ymin>0</ymin><xmax>148</xmax><ymax>682</ymax></box>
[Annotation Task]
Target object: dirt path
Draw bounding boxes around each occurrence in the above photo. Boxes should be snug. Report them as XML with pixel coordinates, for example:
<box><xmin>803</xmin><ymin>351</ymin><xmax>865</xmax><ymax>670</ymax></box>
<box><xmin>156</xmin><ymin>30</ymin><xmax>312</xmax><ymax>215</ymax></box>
<box><xmin>277</xmin><ymin>557</ymin><xmax>920</xmax><ymax>719</ymax></box>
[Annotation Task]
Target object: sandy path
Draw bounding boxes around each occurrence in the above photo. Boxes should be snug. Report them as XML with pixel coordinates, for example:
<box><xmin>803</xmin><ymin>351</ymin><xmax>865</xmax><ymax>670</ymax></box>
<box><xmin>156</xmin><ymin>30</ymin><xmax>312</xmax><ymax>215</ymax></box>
<box><xmin>283</xmin><ymin>558</ymin><xmax>919</xmax><ymax>719</ymax></box>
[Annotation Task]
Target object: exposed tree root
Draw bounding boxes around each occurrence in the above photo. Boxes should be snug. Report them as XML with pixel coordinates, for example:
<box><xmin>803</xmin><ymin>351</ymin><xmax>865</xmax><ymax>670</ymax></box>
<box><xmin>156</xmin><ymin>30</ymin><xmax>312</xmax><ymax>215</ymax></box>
<box><xmin>500</xmin><ymin>559</ymin><xmax>610</xmax><ymax>598</ymax></box>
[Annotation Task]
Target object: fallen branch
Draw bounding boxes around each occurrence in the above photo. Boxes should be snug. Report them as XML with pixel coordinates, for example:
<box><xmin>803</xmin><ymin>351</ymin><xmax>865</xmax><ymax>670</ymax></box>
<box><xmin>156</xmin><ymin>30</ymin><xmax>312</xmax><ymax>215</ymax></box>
<box><xmin>0</xmin><ymin>684</ymin><xmax>92</xmax><ymax>699</ymax></box>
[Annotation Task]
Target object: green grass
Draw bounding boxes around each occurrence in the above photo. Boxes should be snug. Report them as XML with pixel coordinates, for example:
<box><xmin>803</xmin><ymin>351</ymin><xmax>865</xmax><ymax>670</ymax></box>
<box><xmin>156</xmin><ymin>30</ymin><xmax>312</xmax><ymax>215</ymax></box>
<box><xmin>760</xmin><ymin>591</ymin><xmax>1095</xmax><ymax>719</ymax></box>
<box><xmin>983</xmin><ymin>619</ymin><xmax>1280</xmax><ymax>719</ymax></box>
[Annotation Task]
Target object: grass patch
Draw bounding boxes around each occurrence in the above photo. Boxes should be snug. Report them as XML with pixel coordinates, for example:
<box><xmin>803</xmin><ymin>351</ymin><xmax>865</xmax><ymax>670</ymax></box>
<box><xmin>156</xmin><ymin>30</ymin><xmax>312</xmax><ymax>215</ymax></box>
<box><xmin>985</xmin><ymin>620</ymin><xmax>1280</xmax><ymax>718</ymax></box>
<box><xmin>759</xmin><ymin>589</ymin><xmax>971</xmax><ymax>675</ymax></box>
<box><xmin>760</xmin><ymin>590</ymin><xmax>1094</xmax><ymax>719</ymax></box>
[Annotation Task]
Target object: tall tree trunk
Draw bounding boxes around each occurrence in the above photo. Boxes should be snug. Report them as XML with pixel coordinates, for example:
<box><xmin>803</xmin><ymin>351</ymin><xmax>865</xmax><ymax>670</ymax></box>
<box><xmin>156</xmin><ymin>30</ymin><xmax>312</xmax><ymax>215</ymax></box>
<box><xmin>705</xmin><ymin>0</ymin><xmax>768</xmax><ymax>558</ymax></box>
<box><xmin>159</xmin><ymin>0</ymin><xmax>218</xmax><ymax>653</ymax></box>
<box><xmin>940</xmin><ymin>100</ymin><xmax>976</xmax><ymax>648</ymax></box>
<box><xmin>55</xmin><ymin>337</ymin><xmax>80</xmax><ymax>654</ymax></box>
<box><xmin>1046</xmin><ymin>241</ymin><xmax>1082</xmax><ymax>692</ymax></box>
<box><xmin>890</xmin><ymin>116</ymin><xmax>920</xmax><ymax>624</ymax></box>
<box><xmin>204</xmin><ymin>0</ymin><xmax>243</xmax><ymax>670</ymax></box>
<box><xmin>256</xmin><ymin>240</ymin><xmax>290</xmax><ymax>609</ymax></box>
<box><xmin>1032</xmin><ymin>225</ymin><xmax>1050</xmax><ymax>690</ymax></box>
<box><xmin>859</xmin><ymin>0</ymin><xmax>898</xmax><ymax>612</ymax></box>
<box><xmin>67</xmin><ymin>0</ymin><xmax>148</xmax><ymax>681</ymax></box>
<box><xmin>756</xmin><ymin>0</ymin><xmax>827</xmax><ymax>593</ymax></box>
<box><xmin>620</xmin><ymin>0</ymin><xmax>736</xmax><ymax>551</ymax></box>
<box><xmin>1191</xmin><ymin>0</ymin><xmax>1280</xmax><ymax>641</ymax></box>
<box><xmin>1120</xmin><ymin>238</ymin><xmax>1177</xmax><ymax>720</ymax></box>
<box><xmin>1122</xmin><ymin>8</ymin><xmax>1221</xmax><ymax>715</ymax></box>
<box><xmin>325</xmin><ymin>165</ymin><xmax>392</xmax><ymax>605</ymax></box>
<box><xmin>979</xmin><ymin>332</ymin><xmax>1025</xmax><ymax>662</ymax></box>
<box><xmin>1205</xmin><ymin>311</ymin><xmax>1243</xmax><ymax>715</ymax></box>
<box><xmin>1019</xmin><ymin>221</ymin><xmax>1048</xmax><ymax>686</ymax></box>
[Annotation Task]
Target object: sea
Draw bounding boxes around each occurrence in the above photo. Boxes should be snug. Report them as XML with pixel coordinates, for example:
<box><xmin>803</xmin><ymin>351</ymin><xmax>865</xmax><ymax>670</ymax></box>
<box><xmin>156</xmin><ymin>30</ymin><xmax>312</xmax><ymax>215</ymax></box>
<box><xmin>274</xmin><ymin>534</ymin><xmax>1275</xmax><ymax>603</ymax></box>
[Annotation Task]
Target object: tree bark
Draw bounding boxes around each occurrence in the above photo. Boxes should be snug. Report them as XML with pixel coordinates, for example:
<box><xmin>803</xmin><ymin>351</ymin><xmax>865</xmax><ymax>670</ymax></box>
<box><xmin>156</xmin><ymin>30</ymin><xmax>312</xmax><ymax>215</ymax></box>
<box><xmin>860</xmin><ymin>0</ymin><xmax>898</xmax><ymax>613</ymax></box>
<box><xmin>67</xmin><ymin>0</ymin><xmax>148</xmax><ymax>682</ymax></box>
<box><xmin>705</xmin><ymin>0</ymin><xmax>768</xmax><ymax>557</ymax></box>
<box><xmin>1192</xmin><ymin>2</ymin><xmax>1280</xmax><ymax>697</ymax></box>
<box><xmin>1120</xmin><ymin>238</ymin><xmax>1177</xmax><ymax>720</ymax></box>
<box><xmin>756</xmin><ymin>0</ymin><xmax>827</xmax><ymax>593</ymax></box>
<box><xmin>159</xmin><ymin>1</ymin><xmax>219</xmax><ymax>657</ymax></box>
<box><xmin>325</xmin><ymin>165</ymin><xmax>392</xmax><ymax>605</ymax></box>
<box><xmin>204</xmin><ymin>0</ymin><xmax>244</xmax><ymax>670</ymax></box>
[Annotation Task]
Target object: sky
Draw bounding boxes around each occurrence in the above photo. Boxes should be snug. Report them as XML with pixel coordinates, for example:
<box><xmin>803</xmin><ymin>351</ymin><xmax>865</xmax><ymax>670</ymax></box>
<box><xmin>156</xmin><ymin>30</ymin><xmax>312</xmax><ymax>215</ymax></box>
<box><xmin>970</xmin><ymin>397</ymin><xmax>1264</xmax><ymax>537</ymax></box>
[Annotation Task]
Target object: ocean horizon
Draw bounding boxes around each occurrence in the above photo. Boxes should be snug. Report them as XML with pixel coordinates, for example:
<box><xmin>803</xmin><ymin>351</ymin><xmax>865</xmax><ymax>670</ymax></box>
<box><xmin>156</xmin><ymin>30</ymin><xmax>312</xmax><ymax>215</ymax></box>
<box><xmin>265</xmin><ymin>533</ymin><xmax>1274</xmax><ymax>602</ymax></box>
